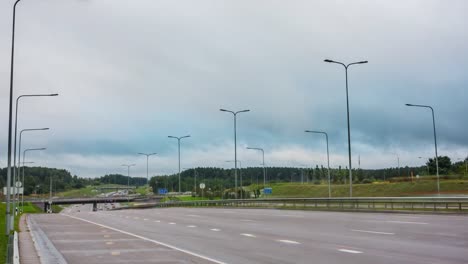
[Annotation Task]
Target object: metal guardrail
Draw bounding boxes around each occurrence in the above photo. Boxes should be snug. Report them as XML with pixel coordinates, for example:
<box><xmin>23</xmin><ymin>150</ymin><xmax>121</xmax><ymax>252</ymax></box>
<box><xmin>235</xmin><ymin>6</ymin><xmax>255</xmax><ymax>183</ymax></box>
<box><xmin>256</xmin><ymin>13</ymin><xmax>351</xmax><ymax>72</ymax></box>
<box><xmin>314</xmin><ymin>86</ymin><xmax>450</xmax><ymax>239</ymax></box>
<box><xmin>145</xmin><ymin>197</ymin><xmax>468</xmax><ymax>212</ymax></box>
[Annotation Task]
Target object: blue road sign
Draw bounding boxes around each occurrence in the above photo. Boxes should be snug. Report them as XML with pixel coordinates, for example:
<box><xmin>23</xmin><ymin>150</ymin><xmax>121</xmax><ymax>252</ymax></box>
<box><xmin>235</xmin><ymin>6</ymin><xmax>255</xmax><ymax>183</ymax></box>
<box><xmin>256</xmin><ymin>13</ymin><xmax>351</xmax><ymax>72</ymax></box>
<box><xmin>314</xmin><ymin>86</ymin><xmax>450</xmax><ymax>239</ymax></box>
<box><xmin>158</xmin><ymin>188</ymin><xmax>168</xmax><ymax>195</ymax></box>
<box><xmin>264</xmin><ymin>187</ymin><xmax>272</xmax><ymax>195</ymax></box>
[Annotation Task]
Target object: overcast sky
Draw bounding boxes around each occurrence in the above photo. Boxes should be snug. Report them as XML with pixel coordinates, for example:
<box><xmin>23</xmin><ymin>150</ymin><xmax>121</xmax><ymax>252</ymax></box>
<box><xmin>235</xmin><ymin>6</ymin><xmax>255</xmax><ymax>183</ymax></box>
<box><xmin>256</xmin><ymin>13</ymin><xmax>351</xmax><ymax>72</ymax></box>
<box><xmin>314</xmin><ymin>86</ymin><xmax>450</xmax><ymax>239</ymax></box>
<box><xmin>0</xmin><ymin>0</ymin><xmax>467</xmax><ymax>178</ymax></box>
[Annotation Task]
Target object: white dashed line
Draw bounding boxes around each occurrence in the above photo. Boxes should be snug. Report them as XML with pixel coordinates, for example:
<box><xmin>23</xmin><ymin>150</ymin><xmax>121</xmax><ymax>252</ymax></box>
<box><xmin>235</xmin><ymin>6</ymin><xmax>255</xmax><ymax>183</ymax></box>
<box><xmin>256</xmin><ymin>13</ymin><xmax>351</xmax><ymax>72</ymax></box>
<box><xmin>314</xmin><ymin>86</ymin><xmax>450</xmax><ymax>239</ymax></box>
<box><xmin>386</xmin><ymin>221</ymin><xmax>428</xmax><ymax>225</ymax></box>
<box><xmin>169</xmin><ymin>222</ymin><xmax>176</xmax><ymax>225</ymax></box>
<box><xmin>339</xmin><ymin>249</ymin><xmax>363</xmax><ymax>254</ymax></box>
<box><xmin>62</xmin><ymin>214</ymin><xmax>227</xmax><ymax>264</ymax></box>
<box><xmin>154</xmin><ymin>220</ymin><xmax>160</xmax><ymax>223</ymax></box>
<box><xmin>144</xmin><ymin>218</ymin><xmax>149</xmax><ymax>221</ymax></box>
<box><xmin>187</xmin><ymin>214</ymin><xmax>201</xmax><ymax>217</ymax></box>
<box><xmin>276</xmin><ymin>240</ymin><xmax>300</xmax><ymax>245</ymax></box>
<box><xmin>210</xmin><ymin>228</ymin><xmax>221</xmax><ymax>232</ymax></box>
<box><xmin>187</xmin><ymin>225</ymin><xmax>197</xmax><ymax>228</ymax></box>
<box><xmin>241</xmin><ymin>233</ymin><xmax>256</xmax><ymax>238</ymax></box>
<box><xmin>351</xmin><ymin>229</ymin><xmax>395</xmax><ymax>235</ymax></box>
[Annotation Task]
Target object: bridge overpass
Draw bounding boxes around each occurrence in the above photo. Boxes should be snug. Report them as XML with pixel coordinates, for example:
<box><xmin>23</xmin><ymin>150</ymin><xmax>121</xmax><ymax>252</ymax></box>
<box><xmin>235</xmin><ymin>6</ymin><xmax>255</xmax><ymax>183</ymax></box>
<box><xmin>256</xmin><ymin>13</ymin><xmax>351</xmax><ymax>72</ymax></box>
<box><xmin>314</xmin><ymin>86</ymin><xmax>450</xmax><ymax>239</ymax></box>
<box><xmin>31</xmin><ymin>197</ymin><xmax>142</xmax><ymax>212</ymax></box>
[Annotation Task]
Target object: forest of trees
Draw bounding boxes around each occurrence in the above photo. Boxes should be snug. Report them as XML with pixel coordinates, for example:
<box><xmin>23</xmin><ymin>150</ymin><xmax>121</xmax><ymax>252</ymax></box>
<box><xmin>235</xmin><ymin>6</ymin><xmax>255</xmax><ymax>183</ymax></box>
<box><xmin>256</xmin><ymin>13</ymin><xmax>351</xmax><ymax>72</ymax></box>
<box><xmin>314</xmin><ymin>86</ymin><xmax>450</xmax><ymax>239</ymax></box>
<box><xmin>0</xmin><ymin>168</ymin><xmax>147</xmax><ymax>196</ymax></box>
<box><xmin>0</xmin><ymin>156</ymin><xmax>465</xmax><ymax>195</ymax></box>
<box><xmin>149</xmin><ymin>156</ymin><xmax>467</xmax><ymax>193</ymax></box>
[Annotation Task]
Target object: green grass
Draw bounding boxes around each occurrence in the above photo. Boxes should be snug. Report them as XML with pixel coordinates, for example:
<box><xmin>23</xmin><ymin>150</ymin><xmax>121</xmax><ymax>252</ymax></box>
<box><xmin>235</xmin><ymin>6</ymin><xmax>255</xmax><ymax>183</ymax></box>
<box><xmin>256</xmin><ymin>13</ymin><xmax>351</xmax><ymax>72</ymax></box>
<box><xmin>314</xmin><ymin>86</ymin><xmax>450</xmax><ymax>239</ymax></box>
<box><xmin>0</xmin><ymin>202</ymin><xmax>43</xmax><ymax>262</ymax></box>
<box><xmin>0</xmin><ymin>203</ymin><xmax>7</xmax><ymax>262</ymax></box>
<box><xmin>267</xmin><ymin>179</ymin><xmax>468</xmax><ymax>198</ymax></box>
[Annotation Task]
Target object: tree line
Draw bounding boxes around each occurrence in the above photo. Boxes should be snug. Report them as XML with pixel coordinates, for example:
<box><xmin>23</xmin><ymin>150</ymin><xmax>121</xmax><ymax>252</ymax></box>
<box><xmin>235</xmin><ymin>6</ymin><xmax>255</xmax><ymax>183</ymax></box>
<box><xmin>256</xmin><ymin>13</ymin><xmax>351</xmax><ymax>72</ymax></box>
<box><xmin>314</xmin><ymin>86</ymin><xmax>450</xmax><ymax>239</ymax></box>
<box><xmin>0</xmin><ymin>156</ymin><xmax>465</xmax><ymax>195</ymax></box>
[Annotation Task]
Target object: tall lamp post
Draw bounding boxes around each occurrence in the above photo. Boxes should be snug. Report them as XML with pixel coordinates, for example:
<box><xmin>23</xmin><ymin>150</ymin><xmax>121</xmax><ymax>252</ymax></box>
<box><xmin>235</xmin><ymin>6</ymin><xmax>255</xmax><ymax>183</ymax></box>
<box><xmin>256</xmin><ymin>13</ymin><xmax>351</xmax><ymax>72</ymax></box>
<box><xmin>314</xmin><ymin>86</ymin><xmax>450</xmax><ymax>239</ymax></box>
<box><xmin>246</xmin><ymin>147</ymin><xmax>266</xmax><ymax>188</ymax></box>
<box><xmin>406</xmin><ymin>103</ymin><xmax>440</xmax><ymax>194</ymax></box>
<box><xmin>121</xmin><ymin>164</ymin><xmax>136</xmax><ymax>192</ymax></box>
<box><xmin>324</xmin><ymin>59</ymin><xmax>367</xmax><ymax>197</ymax></box>
<box><xmin>6</xmin><ymin>0</ymin><xmax>23</xmax><ymax>235</ymax></box>
<box><xmin>226</xmin><ymin>160</ymin><xmax>243</xmax><ymax>199</ymax></box>
<box><xmin>220</xmin><ymin>108</ymin><xmax>250</xmax><ymax>199</ymax></box>
<box><xmin>14</xmin><ymin>94</ymin><xmax>57</xmax><ymax>199</ymax></box>
<box><xmin>391</xmin><ymin>153</ymin><xmax>400</xmax><ymax>176</ymax></box>
<box><xmin>305</xmin><ymin>130</ymin><xmax>331</xmax><ymax>198</ymax></box>
<box><xmin>168</xmin><ymin>135</ymin><xmax>190</xmax><ymax>193</ymax></box>
<box><xmin>20</xmin><ymin>161</ymin><xmax>34</xmax><ymax>212</ymax></box>
<box><xmin>137</xmin><ymin>152</ymin><xmax>157</xmax><ymax>190</ymax></box>
<box><xmin>16</xmin><ymin>148</ymin><xmax>45</xmax><ymax>221</ymax></box>
<box><xmin>14</xmin><ymin>128</ymin><xmax>49</xmax><ymax>224</ymax></box>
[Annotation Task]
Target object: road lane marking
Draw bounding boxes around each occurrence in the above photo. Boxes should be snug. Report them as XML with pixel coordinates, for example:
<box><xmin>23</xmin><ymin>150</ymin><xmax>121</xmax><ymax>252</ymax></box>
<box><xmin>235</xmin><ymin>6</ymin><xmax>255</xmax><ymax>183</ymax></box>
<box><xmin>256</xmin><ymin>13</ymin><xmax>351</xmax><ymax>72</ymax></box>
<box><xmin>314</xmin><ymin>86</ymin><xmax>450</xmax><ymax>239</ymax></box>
<box><xmin>111</xmin><ymin>251</ymin><xmax>120</xmax><ymax>256</ymax></box>
<box><xmin>339</xmin><ymin>249</ymin><xmax>363</xmax><ymax>254</ymax></box>
<box><xmin>186</xmin><ymin>214</ymin><xmax>201</xmax><ymax>217</ymax></box>
<box><xmin>276</xmin><ymin>240</ymin><xmax>300</xmax><ymax>245</ymax></box>
<box><xmin>386</xmin><ymin>221</ymin><xmax>428</xmax><ymax>225</ymax></box>
<box><xmin>62</xmin><ymin>214</ymin><xmax>227</xmax><ymax>264</ymax></box>
<box><xmin>241</xmin><ymin>233</ymin><xmax>256</xmax><ymax>238</ymax></box>
<box><xmin>106</xmin><ymin>241</ymin><xmax>114</xmax><ymax>245</ymax></box>
<box><xmin>240</xmin><ymin>219</ymin><xmax>254</xmax><ymax>222</ymax></box>
<box><xmin>154</xmin><ymin>220</ymin><xmax>161</xmax><ymax>223</ymax></box>
<box><xmin>187</xmin><ymin>225</ymin><xmax>197</xmax><ymax>228</ymax></box>
<box><xmin>210</xmin><ymin>228</ymin><xmax>221</xmax><ymax>232</ymax></box>
<box><xmin>351</xmin><ymin>229</ymin><xmax>395</xmax><ymax>235</ymax></box>
<box><xmin>169</xmin><ymin>222</ymin><xmax>176</xmax><ymax>225</ymax></box>
<box><xmin>144</xmin><ymin>218</ymin><xmax>149</xmax><ymax>221</ymax></box>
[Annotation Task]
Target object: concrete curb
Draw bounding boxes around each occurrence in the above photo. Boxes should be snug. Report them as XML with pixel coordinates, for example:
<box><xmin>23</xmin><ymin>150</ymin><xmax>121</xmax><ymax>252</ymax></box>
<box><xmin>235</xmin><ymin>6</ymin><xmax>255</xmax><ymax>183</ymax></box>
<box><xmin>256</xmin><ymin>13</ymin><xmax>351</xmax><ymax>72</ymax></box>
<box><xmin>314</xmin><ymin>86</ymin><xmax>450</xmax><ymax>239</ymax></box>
<box><xmin>13</xmin><ymin>232</ymin><xmax>19</xmax><ymax>264</ymax></box>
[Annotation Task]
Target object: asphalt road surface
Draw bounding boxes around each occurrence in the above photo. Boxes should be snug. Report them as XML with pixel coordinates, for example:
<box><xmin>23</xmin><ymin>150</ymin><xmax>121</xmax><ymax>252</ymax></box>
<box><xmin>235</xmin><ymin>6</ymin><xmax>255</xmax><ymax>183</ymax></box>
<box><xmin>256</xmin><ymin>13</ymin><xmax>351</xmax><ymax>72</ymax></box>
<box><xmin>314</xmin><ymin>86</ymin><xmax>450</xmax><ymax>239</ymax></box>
<box><xmin>28</xmin><ymin>206</ymin><xmax>468</xmax><ymax>264</ymax></box>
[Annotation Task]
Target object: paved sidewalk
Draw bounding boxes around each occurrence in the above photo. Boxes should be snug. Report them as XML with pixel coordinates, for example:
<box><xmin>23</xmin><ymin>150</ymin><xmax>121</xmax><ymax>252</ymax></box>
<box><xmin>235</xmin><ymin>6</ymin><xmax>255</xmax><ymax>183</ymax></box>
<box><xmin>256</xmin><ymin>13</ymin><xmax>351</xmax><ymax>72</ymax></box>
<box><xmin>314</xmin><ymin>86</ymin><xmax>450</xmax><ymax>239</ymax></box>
<box><xmin>19</xmin><ymin>214</ymin><xmax>41</xmax><ymax>264</ymax></box>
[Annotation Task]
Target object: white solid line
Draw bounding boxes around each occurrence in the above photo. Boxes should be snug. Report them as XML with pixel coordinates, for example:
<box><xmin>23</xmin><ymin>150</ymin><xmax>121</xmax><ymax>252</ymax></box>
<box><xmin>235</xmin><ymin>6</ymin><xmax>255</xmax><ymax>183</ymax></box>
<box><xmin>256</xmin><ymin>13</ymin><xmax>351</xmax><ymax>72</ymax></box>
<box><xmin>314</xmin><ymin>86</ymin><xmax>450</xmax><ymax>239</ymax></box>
<box><xmin>351</xmin><ymin>229</ymin><xmax>395</xmax><ymax>235</ymax></box>
<box><xmin>241</xmin><ymin>233</ymin><xmax>256</xmax><ymax>238</ymax></box>
<box><xmin>61</xmin><ymin>214</ymin><xmax>227</xmax><ymax>264</ymax></box>
<box><xmin>339</xmin><ymin>249</ymin><xmax>363</xmax><ymax>254</ymax></box>
<box><xmin>277</xmin><ymin>240</ymin><xmax>300</xmax><ymax>245</ymax></box>
<box><xmin>386</xmin><ymin>221</ymin><xmax>428</xmax><ymax>225</ymax></box>
<box><xmin>210</xmin><ymin>228</ymin><xmax>221</xmax><ymax>232</ymax></box>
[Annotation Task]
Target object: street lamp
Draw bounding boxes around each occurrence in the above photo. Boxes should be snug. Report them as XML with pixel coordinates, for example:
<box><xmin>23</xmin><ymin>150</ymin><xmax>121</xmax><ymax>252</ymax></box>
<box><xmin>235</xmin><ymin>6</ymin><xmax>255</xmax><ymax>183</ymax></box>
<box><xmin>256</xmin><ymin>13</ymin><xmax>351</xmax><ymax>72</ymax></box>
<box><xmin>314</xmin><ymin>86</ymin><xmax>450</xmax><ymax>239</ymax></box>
<box><xmin>13</xmin><ymin>94</ymin><xmax>57</xmax><ymax>197</ymax></box>
<box><xmin>226</xmin><ymin>160</ymin><xmax>243</xmax><ymax>199</ymax></box>
<box><xmin>305</xmin><ymin>130</ymin><xmax>331</xmax><ymax>198</ymax></box>
<box><xmin>14</xmin><ymin>128</ymin><xmax>49</xmax><ymax>219</ymax></box>
<box><xmin>406</xmin><ymin>103</ymin><xmax>440</xmax><ymax>194</ymax></box>
<box><xmin>17</xmin><ymin>148</ymin><xmax>45</xmax><ymax>218</ymax></box>
<box><xmin>391</xmin><ymin>153</ymin><xmax>400</xmax><ymax>176</ymax></box>
<box><xmin>121</xmin><ymin>164</ymin><xmax>136</xmax><ymax>192</ymax></box>
<box><xmin>220</xmin><ymin>108</ymin><xmax>250</xmax><ymax>199</ymax></box>
<box><xmin>324</xmin><ymin>59</ymin><xmax>367</xmax><ymax>197</ymax></box>
<box><xmin>246</xmin><ymin>147</ymin><xmax>266</xmax><ymax>188</ymax></box>
<box><xmin>137</xmin><ymin>152</ymin><xmax>157</xmax><ymax>189</ymax></box>
<box><xmin>6</xmin><ymin>0</ymin><xmax>23</xmax><ymax>235</ymax></box>
<box><xmin>168</xmin><ymin>135</ymin><xmax>190</xmax><ymax>193</ymax></box>
<box><xmin>20</xmin><ymin>161</ymin><xmax>34</xmax><ymax>212</ymax></box>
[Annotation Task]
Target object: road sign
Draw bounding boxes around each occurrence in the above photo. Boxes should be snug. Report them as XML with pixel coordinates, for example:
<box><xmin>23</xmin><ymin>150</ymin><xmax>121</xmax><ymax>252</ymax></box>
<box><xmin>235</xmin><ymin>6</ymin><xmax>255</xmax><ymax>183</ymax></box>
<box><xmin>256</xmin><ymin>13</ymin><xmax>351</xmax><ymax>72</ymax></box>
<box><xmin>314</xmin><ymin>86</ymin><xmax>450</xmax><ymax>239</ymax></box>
<box><xmin>158</xmin><ymin>188</ymin><xmax>168</xmax><ymax>195</ymax></box>
<box><xmin>199</xmin><ymin>183</ymin><xmax>206</xmax><ymax>189</ymax></box>
<box><xmin>264</xmin><ymin>187</ymin><xmax>272</xmax><ymax>195</ymax></box>
<box><xmin>3</xmin><ymin>187</ymin><xmax>23</xmax><ymax>195</ymax></box>
<box><xmin>15</xmin><ymin>181</ymin><xmax>22</xmax><ymax>188</ymax></box>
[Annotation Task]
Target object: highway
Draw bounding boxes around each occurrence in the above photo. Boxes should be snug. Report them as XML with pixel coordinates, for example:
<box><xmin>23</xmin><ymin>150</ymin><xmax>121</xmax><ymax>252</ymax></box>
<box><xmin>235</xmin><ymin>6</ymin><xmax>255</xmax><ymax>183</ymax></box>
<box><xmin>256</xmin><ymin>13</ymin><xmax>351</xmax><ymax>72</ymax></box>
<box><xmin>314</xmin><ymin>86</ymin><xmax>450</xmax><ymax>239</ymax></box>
<box><xmin>28</xmin><ymin>205</ymin><xmax>468</xmax><ymax>264</ymax></box>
